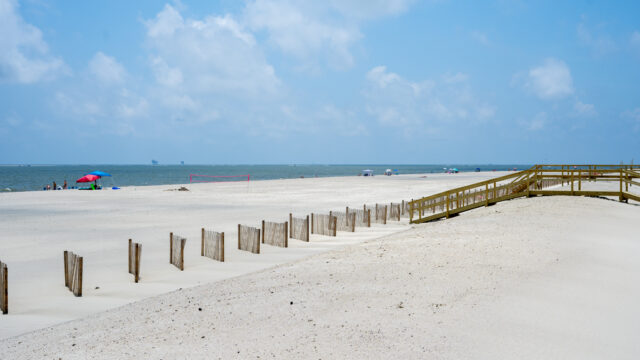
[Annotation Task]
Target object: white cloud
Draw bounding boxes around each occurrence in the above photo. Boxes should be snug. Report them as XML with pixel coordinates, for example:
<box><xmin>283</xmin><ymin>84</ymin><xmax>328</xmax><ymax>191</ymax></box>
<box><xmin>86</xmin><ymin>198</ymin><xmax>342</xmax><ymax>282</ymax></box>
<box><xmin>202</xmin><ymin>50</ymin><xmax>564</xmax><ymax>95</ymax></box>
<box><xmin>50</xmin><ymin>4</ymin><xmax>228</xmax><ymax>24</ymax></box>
<box><xmin>244</xmin><ymin>0</ymin><xmax>361</xmax><ymax>69</ymax></box>
<box><xmin>328</xmin><ymin>0</ymin><xmax>416</xmax><ymax>19</ymax></box>
<box><xmin>244</xmin><ymin>0</ymin><xmax>416</xmax><ymax>70</ymax></box>
<box><xmin>151</xmin><ymin>57</ymin><xmax>183</xmax><ymax>87</ymax></box>
<box><xmin>573</xmin><ymin>101</ymin><xmax>597</xmax><ymax>117</ymax></box>
<box><xmin>89</xmin><ymin>52</ymin><xmax>126</xmax><ymax>84</ymax></box>
<box><xmin>577</xmin><ymin>22</ymin><xmax>616</xmax><ymax>56</ymax></box>
<box><xmin>525</xmin><ymin>58</ymin><xmax>574</xmax><ymax>100</ymax></box>
<box><xmin>0</xmin><ymin>0</ymin><xmax>67</xmax><ymax>83</ymax></box>
<box><xmin>146</xmin><ymin>5</ymin><xmax>279</xmax><ymax>96</ymax></box>
<box><xmin>365</xmin><ymin>66</ymin><xmax>495</xmax><ymax>135</ymax></box>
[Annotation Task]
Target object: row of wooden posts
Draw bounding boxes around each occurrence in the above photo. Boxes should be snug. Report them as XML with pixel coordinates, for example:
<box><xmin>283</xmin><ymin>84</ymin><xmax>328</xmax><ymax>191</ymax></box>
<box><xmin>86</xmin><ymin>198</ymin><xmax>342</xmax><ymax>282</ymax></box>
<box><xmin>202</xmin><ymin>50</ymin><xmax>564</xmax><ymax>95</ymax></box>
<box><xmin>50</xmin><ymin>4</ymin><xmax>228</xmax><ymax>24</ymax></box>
<box><xmin>0</xmin><ymin>201</ymin><xmax>410</xmax><ymax>314</ymax></box>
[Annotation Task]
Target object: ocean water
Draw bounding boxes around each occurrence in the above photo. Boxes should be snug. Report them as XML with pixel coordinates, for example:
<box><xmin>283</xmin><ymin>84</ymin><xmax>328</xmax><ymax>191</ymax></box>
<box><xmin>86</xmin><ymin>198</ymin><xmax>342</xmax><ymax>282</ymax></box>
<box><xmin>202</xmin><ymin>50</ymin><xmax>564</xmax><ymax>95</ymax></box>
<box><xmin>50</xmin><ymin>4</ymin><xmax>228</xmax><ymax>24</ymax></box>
<box><xmin>0</xmin><ymin>164</ymin><xmax>529</xmax><ymax>192</ymax></box>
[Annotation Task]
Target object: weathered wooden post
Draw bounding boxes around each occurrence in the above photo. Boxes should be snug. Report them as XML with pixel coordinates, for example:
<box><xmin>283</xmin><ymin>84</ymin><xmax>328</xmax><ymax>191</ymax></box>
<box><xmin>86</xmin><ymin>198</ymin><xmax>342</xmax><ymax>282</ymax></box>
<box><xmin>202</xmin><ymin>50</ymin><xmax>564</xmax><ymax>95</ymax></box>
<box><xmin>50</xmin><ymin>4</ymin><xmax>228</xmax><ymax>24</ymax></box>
<box><xmin>310</xmin><ymin>214</ymin><xmax>314</xmax><ymax>235</ymax></box>
<box><xmin>289</xmin><ymin>213</ymin><xmax>293</xmax><ymax>237</ymax></box>
<box><xmin>169</xmin><ymin>233</ymin><xmax>186</xmax><ymax>271</ymax></box>
<box><xmin>0</xmin><ymin>261</ymin><xmax>7</xmax><ymax>314</ymax></box>
<box><xmin>485</xmin><ymin>183</ymin><xmax>489</xmax><ymax>206</ymax></box>
<box><xmin>63</xmin><ymin>251</ymin><xmax>83</xmax><ymax>297</ymax></box>
<box><xmin>128</xmin><ymin>239</ymin><xmax>142</xmax><ymax>283</ymax></box>
<box><xmin>201</xmin><ymin>228</ymin><xmax>205</xmax><ymax>256</ymax></box>
<box><xmin>578</xmin><ymin>169</ymin><xmax>582</xmax><ymax>191</ymax></box>
<box><xmin>620</xmin><ymin>169</ymin><xmax>624</xmax><ymax>202</ymax></box>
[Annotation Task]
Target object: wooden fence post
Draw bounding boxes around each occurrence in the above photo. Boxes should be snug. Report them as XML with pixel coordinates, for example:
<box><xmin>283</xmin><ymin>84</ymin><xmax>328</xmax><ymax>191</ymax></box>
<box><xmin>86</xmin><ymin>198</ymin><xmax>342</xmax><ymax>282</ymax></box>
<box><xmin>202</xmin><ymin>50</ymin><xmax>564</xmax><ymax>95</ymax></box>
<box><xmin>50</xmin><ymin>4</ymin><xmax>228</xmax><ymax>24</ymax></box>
<box><xmin>367</xmin><ymin>209</ymin><xmax>371</xmax><ymax>227</ymax></box>
<box><xmin>128</xmin><ymin>239</ymin><xmax>132</xmax><ymax>273</ymax></box>
<box><xmin>384</xmin><ymin>206</ymin><xmax>387</xmax><ymax>225</ymax></box>
<box><xmin>1</xmin><ymin>261</ymin><xmax>7</xmax><ymax>314</ymax></box>
<box><xmin>571</xmin><ymin>171</ymin><xmax>574</xmax><ymax>195</ymax></box>
<box><xmin>169</xmin><ymin>232</ymin><xmax>173</xmax><ymax>263</ymax></box>
<box><xmin>257</xmin><ymin>229</ymin><xmax>261</xmax><ymax>254</ymax></box>
<box><xmin>333</xmin><ymin>216</ymin><xmax>337</xmax><ymax>236</ymax></box>
<box><xmin>446</xmin><ymin>195</ymin><xmax>450</xmax><ymax>218</ymax></box>
<box><xmin>201</xmin><ymin>228</ymin><xmax>205</xmax><ymax>256</ymax></box>
<box><xmin>180</xmin><ymin>238</ymin><xmax>185</xmax><ymax>271</ymax></box>
<box><xmin>289</xmin><ymin>213</ymin><xmax>293</xmax><ymax>237</ymax></box>
<box><xmin>409</xmin><ymin>201</ymin><xmax>413</xmax><ymax>223</ymax></box>
<box><xmin>237</xmin><ymin>224</ymin><xmax>241</xmax><ymax>249</ymax></box>
<box><xmin>135</xmin><ymin>243</ymin><xmax>141</xmax><ymax>283</ymax></box>
<box><xmin>578</xmin><ymin>170</ymin><xmax>582</xmax><ymax>191</ymax></box>
<box><xmin>282</xmin><ymin>221</ymin><xmax>288</xmax><ymax>243</ymax></box>
<box><xmin>261</xmin><ymin>220</ymin><xmax>265</xmax><ymax>244</ymax></box>
<box><xmin>63</xmin><ymin>250</ymin><xmax>69</xmax><ymax>287</ymax></box>
<box><xmin>311</xmin><ymin>214</ymin><xmax>314</xmax><ymax>234</ymax></box>
<box><xmin>221</xmin><ymin>232</ymin><xmax>225</xmax><ymax>262</ymax></box>
<box><xmin>620</xmin><ymin>169</ymin><xmax>624</xmax><ymax>202</ymax></box>
<box><xmin>77</xmin><ymin>257</ymin><xmax>83</xmax><ymax>297</ymax></box>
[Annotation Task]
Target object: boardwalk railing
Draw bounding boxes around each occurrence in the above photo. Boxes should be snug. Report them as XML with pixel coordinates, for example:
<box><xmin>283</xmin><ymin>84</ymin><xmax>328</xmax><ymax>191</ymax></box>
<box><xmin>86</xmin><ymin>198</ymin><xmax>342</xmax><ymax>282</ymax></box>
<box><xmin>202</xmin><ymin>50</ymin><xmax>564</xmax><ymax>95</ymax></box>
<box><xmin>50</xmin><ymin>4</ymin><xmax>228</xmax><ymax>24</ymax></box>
<box><xmin>409</xmin><ymin>164</ymin><xmax>640</xmax><ymax>224</ymax></box>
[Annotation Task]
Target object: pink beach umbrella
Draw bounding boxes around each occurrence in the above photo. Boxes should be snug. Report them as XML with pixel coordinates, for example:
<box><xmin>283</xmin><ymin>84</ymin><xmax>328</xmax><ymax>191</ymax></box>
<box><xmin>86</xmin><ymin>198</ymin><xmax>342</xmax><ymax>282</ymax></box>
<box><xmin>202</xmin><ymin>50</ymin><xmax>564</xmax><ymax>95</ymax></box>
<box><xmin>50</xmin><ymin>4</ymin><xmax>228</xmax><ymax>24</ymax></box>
<box><xmin>76</xmin><ymin>174</ymin><xmax>100</xmax><ymax>183</ymax></box>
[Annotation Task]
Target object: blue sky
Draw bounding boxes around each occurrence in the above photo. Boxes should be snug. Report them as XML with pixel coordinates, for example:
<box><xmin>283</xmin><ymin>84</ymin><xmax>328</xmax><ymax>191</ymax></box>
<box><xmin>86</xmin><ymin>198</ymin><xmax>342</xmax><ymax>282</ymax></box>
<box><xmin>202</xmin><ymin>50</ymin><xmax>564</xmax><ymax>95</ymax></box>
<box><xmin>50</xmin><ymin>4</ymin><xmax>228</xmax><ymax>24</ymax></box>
<box><xmin>1</xmin><ymin>0</ymin><xmax>639</xmax><ymax>164</ymax></box>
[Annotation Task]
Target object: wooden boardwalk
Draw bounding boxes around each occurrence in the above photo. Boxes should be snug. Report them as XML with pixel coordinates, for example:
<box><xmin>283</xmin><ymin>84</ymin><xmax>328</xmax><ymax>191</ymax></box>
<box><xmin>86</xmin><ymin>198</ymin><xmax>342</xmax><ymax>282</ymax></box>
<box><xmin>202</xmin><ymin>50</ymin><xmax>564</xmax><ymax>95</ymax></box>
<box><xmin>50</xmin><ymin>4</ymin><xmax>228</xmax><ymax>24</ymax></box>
<box><xmin>409</xmin><ymin>164</ymin><xmax>640</xmax><ymax>224</ymax></box>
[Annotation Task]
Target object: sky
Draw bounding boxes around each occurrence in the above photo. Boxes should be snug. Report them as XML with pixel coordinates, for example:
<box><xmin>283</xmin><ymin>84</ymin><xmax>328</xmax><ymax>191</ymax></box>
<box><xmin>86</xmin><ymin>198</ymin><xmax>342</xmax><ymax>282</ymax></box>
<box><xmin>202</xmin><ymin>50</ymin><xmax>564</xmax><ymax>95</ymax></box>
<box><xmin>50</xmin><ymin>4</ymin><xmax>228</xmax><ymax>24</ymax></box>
<box><xmin>0</xmin><ymin>0</ymin><xmax>639</xmax><ymax>165</ymax></box>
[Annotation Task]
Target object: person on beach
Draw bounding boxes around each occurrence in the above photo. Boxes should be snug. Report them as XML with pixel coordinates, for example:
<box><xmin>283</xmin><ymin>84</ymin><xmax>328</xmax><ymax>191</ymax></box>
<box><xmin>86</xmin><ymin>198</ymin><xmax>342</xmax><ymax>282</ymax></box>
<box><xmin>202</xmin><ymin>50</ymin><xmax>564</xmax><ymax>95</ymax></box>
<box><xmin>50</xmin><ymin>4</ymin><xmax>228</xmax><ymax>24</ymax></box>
<box><xmin>46</xmin><ymin>184</ymin><xmax>51</xmax><ymax>190</ymax></box>
<box><xmin>53</xmin><ymin>181</ymin><xmax>57</xmax><ymax>190</ymax></box>
<box><xmin>63</xmin><ymin>180</ymin><xmax>68</xmax><ymax>189</ymax></box>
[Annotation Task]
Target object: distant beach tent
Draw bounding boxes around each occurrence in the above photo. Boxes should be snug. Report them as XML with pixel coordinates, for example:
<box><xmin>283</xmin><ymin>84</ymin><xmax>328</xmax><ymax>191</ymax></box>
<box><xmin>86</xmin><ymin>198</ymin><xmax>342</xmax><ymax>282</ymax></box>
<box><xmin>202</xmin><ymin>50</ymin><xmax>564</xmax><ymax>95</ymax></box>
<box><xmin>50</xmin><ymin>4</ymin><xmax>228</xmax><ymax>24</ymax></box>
<box><xmin>76</xmin><ymin>174</ymin><xmax>100</xmax><ymax>183</ymax></box>
<box><xmin>384</xmin><ymin>169</ymin><xmax>392</xmax><ymax>176</ymax></box>
<box><xmin>362</xmin><ymin>169</ymin><xmax>374</xmax><ymax>177</ymax></box>
<box><xmin>88</xmin><ymin>171</ymin><xmax>111</xmax><ymax>177</ymax></box>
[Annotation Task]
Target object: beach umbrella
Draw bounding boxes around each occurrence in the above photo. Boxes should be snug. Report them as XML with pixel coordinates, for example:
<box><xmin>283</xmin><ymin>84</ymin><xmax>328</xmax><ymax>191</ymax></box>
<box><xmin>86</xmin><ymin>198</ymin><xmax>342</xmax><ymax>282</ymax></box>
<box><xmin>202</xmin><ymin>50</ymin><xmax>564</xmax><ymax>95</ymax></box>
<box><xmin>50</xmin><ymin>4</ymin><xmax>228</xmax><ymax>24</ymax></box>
<box><xmin>88</xmin><ymin>171</ymin><xmax>111</xmax><ymax>177</ymax></box>
<box><xmin>76</xmin><ymin>174</ymin><xmax>100</xmax><ymax>183</ymax></box>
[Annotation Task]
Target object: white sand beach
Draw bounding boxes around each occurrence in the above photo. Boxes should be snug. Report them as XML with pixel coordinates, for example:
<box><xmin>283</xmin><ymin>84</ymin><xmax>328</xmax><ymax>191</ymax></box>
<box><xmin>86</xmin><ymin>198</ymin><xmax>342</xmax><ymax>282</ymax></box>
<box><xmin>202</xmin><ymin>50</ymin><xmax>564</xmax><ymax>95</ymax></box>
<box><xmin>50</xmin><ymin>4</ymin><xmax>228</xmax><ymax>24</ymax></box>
<box><xmin>0</xmin><ymin>171</ymin><xmax>504</xmax><ymax>340</ymax></box>
<box><xmin>1</xmin><ymin>173</ymin><xmax>640</xmax><ymax>359</ymax></box>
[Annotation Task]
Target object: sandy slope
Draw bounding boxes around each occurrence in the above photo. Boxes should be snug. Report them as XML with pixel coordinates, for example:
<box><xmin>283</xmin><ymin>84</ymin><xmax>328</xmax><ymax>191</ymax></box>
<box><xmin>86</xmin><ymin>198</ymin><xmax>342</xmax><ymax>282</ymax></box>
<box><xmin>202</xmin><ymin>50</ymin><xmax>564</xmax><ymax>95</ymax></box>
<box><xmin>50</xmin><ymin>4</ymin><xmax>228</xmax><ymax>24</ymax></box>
<box><xmin>1</xmin><ymin>195</ymin><xmax>639</xmax><ymax>359</ymax></box>
<box><xmin>0</xmin><ymin>172</ymin><xmax>505</xmax><ymax>339</ymax></box>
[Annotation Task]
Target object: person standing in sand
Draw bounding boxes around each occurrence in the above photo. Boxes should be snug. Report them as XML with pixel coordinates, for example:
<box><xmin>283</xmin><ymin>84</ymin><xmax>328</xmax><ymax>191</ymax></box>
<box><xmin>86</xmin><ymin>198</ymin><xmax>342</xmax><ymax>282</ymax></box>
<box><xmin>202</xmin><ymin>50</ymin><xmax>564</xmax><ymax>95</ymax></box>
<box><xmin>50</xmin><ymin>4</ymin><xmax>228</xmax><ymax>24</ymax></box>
<box><xmin>53</xmin><ymin>181</ymin><xmax>57</xmax><ymax>190</ymax></box>
<box><xmin>63</xmin><ymin>180</ymin><xmax>68</xmax><ymax>189</ymax></box>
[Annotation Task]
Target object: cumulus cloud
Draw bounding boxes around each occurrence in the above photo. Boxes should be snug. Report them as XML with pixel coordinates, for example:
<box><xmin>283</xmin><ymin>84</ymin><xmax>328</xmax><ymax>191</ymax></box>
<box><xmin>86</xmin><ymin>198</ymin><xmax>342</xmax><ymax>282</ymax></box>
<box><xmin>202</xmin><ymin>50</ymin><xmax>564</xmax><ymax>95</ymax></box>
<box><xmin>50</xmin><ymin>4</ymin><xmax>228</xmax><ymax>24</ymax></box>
<box><xmin>523</xmin><ymin>58</ymin><xmax>574</xmax><ymax>100</ymax></box>
<box><xmin>89</xmin><ymin>52</ymin><xmax>126</xmax><ymax>84</ymax></box>
<box><xmin>146</xmin><ymin>5</ymin><xmax>279</xmax><ymax>96</ymax></box>
<box><xmin>577</xmin><ymin>22</ymin><xmax>616</xmax><ymax>56</ymax></box>
<box><xmin>244</xmin><ymin>1</ymin><xmax>360</xmax><ymax>69</ymax></box>
<box><xmin>244</xmin><ymin>0</ymin><xmax>415</xmax><ymax>70</ymax></box>
<box><xmin>364</xmin><ymin>66</ymin><xmax>495</xmax><ymax>135</ymax></box>
<box><xmin>573</xmin><ymin>101</ymin><xmax>597</xmax><ymax>117</ymax></box>
<box><xmin>0</xmin><ymin>0</ymin><xmax>67</xmax><ymax>83</ymax></box>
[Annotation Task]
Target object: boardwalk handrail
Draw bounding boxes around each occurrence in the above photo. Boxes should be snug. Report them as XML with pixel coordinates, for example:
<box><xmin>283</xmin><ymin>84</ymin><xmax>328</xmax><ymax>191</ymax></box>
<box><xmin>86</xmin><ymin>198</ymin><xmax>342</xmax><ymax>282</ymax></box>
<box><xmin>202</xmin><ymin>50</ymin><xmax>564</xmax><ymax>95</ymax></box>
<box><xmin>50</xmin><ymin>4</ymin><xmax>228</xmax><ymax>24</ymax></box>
<box><xmin>409</xmin><ymin>164</ymin><xmax>640</xmax><ymax>224</ymax></box>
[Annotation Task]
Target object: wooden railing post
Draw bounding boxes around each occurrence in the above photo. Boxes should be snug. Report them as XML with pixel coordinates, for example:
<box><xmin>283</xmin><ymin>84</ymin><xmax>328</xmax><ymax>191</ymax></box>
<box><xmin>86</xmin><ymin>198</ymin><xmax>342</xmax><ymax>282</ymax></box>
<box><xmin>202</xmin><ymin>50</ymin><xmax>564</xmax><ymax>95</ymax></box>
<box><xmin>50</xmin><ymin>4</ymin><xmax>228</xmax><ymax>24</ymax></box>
<box><xmin>578</xmin><ymin>169</ymin><xmax>582</xmax><ymax>191</ymax></box>
<box><xmin>485</xmin><ymin>184</ymin><xmax>489</xmax><ymax>206</ymax></box>
<box><xmin>409</xmin><ymin>201</ymin><xmax>413</xmax><ymax>223</ymax></box>
<box><xmin>620</xmin><ymin>169</ymin><xmax>624</xmax><ymax>202</ymax></box>
<box><xmin>446</xmin><ymin>195</ymin><xmax>450</xmax><ymax>218</ymax></box>
<box><xmin>571</xmin><ymin>171</ymin><xmax>574</xmax><ymax>195</ymax></box>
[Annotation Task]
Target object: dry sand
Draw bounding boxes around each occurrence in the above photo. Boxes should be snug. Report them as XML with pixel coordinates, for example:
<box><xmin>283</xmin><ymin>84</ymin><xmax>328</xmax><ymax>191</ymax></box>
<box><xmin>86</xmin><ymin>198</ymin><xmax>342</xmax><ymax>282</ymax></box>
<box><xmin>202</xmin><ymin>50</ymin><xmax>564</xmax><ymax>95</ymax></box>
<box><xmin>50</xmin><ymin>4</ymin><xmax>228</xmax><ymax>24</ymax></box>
<box><xmin>2</xmin><ymin>174</ymin><xmax>639</xmax><ymax>359</ymax></box>
<box><xmin>0</xmin><ymin>171</ymin><xmax>505</xmax><ymax>339</ymax></box>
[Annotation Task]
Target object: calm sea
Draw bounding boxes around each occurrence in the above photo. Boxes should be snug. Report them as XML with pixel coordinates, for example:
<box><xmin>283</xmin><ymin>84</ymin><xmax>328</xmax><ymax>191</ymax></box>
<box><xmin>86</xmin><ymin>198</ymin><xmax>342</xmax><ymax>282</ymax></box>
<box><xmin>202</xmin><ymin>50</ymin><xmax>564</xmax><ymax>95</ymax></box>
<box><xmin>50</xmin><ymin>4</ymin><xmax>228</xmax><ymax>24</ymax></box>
<box><xmin>0</xmin><ymin>164</ymin><xmax>529</xmax><ymax>192</ymax></box>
